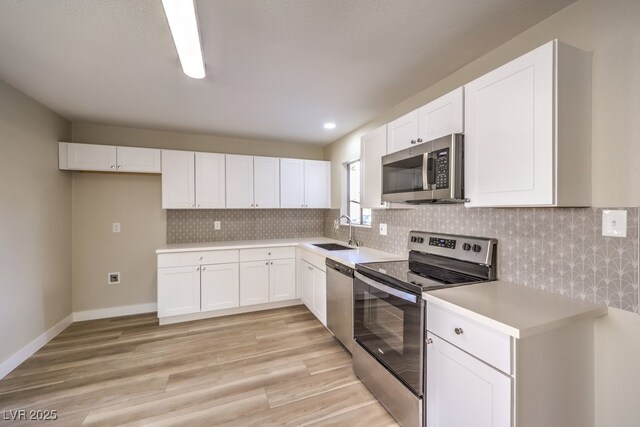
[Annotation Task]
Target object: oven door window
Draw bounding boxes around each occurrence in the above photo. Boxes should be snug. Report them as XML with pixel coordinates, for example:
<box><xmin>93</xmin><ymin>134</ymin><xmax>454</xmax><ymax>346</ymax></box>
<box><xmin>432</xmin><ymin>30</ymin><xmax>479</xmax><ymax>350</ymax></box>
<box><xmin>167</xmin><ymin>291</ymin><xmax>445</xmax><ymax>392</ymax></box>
<box><xmin>382</xmin><ymin>155</ymin><xmax>425</xmax><ymax>195</ymax></box>
<box><xmin>353</xmin><ymin>274</ymin><xmax>423</xmax><ymax>395</ymax></box>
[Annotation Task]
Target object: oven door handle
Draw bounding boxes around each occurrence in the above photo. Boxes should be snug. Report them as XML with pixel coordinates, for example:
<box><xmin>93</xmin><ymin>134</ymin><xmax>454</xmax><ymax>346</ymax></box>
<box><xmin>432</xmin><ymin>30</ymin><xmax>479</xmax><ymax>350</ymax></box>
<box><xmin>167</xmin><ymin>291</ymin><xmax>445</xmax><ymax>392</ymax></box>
<box><xmin>422</xmin><ymin>152</ymin><xmax>434</xmax><ymax>191</ymax></box>
<box><xmin>355</xmin><ymin>272</ymin><xmax>418</xmax><ymax>303</ymax></box>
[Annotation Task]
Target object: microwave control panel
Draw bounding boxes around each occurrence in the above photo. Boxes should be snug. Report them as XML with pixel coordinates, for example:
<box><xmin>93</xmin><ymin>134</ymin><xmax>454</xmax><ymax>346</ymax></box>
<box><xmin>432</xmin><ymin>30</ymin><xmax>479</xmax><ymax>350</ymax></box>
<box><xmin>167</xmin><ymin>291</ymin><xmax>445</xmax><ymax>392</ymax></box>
<box><xmin>434</xmin><ymin>148</ymin><xmax>449</xmax><ymax>189</ymax></box>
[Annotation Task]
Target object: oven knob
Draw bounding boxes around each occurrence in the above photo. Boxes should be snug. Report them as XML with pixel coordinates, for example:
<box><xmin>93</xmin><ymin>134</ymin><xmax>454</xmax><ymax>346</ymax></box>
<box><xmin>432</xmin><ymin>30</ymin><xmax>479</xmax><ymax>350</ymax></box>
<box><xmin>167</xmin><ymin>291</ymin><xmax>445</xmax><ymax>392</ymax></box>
<box><xmin>472</xmin><ymin>244</ymin><xmax>482</xmax><ymax>252</ymax></box>
<box><xmin>462</xmin><ymin>243</ymin><xmax>471</xmax><ymax>251</ymax></box>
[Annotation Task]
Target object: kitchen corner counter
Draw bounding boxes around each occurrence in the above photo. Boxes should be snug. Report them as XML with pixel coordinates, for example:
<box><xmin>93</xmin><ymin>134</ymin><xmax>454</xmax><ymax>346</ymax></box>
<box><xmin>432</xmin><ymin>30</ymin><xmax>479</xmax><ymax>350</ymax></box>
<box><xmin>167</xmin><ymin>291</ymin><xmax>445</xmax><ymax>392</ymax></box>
<box><xmin>156</xmin><ymin>237</ymin><xmax>404</xmax><ymax>268</ymax></box>
<box><xmin>424</xmin><ymin>281</ymin><xmax>608</xmax><ymax>339</ymax></box>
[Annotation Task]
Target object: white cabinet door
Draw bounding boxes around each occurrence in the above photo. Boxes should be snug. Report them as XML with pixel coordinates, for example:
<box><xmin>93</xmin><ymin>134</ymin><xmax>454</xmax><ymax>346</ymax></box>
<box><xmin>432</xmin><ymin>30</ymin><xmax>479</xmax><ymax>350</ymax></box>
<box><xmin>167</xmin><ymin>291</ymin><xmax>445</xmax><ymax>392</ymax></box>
<box><xmin>239</xmin><ymin>261</ymin><xmax>270</xmax><ymax>306</ymax></box>
<box><xmin>301</xmin><ymin>261</ymin><xmax>315</xmax><ymax>310</ymax></box>
<box><xmin>195</xmin><ymin>152</ymin><xmax>226</xmax><ymax>208</ymax></box>
<box><xmin>161</xmin><ymin>150</ymin><xmax>195</xmax><ymax>209</ymax></box>
<box><xmin>465</xmin><ymin>41</ymin><xmax>554</xmax><ymax>207</ymax></box>
<box><xmin>269</xmin><ymin>258</ymin><xmax>296</xmax><ymax>302</ymax></box>
<box><xmin>313</xmin><ymin>268</ymin><xmax>327</xmax><ymax>326</ymax></box>
<box><xmin>387</xmin><ymin>110</ymin><xmax>419</xmax><ymax>153</ymax></box>
<box><xmin>67</xmin><ymin>143</ymin><xmax>117</xmax><ymax>171</ymax></box>
<box><xmin>157</xmin><ymin>266</ymin><xmax>201</xmax><ymax>317</ymax></box>
<box><xmin>304</xmin><ymin>160</ymin><xmax>329</xmax><ymax>208</ymax></box>
<box><xmin>361</xmin><ymin>124</ymin><xmax>388</xmax><ymax>209</ymax></box>
<box><xmin>200</xmin><ymin>263</ymin><xmax>239</xmax><ymax>312</ymax></box>
<box><xmin>254</xmin><ymin>156</ymin><xmax>280</xmax><ymax>208</ymax></box>
<box><xmin>226</xmin><ymin>155</ymin><xmax>254</xmax><ymax>208</ymax></box>
<box><xmin>426</xmin><ymin>333</ymin><xmax>512</xmax><ymax>427</ymax></box>
<box><xmin>418</xmin><ymin>87</ymin><xmax>464</xmax><ymax>142</ymax></box>
<box><xmin>280</xmin><ymin>158</ymin><xmax>305</xmax><ymax>208</ymax></box>
<box><xmin>116</xmin><ymin>146</ymin><xmax>161</xmax><ymax>173</ymax></box>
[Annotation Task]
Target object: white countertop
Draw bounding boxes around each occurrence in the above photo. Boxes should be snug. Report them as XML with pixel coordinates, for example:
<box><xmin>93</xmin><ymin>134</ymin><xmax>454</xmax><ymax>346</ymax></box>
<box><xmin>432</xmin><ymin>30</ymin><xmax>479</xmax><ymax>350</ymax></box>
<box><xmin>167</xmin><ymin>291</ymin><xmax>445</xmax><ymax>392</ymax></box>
<box><xmin>156</xmin><ymin>237</ymin><xmax>404</xmax><ymax>268</ymax></box>
<box><xmin>424</xmin><ymin>281</ymin><xmax>608</xmax><ymax>339</ymax></box>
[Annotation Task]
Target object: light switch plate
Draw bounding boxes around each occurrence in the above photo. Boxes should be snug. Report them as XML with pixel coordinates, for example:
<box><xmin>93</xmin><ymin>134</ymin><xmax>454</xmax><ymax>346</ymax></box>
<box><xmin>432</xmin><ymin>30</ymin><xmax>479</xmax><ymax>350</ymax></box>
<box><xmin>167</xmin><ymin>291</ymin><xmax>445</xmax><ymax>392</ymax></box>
<box><xmin>379</xmin><ymin>223</ymin><xmax>387</xmax><ymax>236</ymax></box>
<box><xmin>602</xmin><ymin>210</ymin><xmax>627</xmax><ymax>237</ymax></box>
<box><xmin>214</xmin><ymin>221</ymin><xmax>221</xmax><ymax>230</ymax></box>
<box><xmin>112</xmin><ymin>223</ymin><xmax>121</xmax><ymax>233</ymax></box>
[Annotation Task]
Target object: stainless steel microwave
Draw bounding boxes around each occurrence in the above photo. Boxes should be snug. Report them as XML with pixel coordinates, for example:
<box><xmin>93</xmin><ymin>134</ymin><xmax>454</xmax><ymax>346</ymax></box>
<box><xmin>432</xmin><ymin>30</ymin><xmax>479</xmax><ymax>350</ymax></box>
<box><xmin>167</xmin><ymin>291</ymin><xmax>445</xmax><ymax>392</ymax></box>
<box><xmin>381</xmin><ymin>134</ymin><xmax>464</xmax><ymax>204</ymax></box>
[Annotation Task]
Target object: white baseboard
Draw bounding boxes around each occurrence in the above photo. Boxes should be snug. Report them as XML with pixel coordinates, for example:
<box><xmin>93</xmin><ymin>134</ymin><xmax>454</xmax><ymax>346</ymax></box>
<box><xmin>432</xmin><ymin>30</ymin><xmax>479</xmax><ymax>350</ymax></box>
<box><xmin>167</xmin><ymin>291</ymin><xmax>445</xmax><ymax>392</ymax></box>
<box><xmin>159</xmin><ymin>300</ymin><xmax>303</xmax><ymax>325</ymax></box>
<box><xmin>72</xmin><ymin>303</ymin><xmax>157</xmax><ymax>322</ymax></box>
<box><xmin>0</xmin><ymin>313</ymin><xmax>73</xmax><ymax>380</ymax></box>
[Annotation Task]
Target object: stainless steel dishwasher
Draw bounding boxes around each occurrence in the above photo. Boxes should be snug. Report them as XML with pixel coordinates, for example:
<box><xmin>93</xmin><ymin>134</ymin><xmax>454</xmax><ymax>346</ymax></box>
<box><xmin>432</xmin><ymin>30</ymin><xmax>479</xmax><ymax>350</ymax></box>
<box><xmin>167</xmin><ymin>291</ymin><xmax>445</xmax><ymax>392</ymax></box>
<box><xmin>326</xmin><ymin>258</ymin><xmax>355</xmax><ymax>354</ymax></box>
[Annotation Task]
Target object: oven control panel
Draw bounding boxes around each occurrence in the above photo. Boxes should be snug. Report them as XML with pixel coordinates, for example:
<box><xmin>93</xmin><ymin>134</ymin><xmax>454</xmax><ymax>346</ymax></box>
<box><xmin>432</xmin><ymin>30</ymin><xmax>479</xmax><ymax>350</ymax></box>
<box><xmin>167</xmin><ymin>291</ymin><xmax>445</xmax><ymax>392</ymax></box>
<box><xmin>408</xmin><ymin>231</ymin><xmax>496</xmax><ymax>266</ymax></box>
<box><xmin>433</xmin><ymin>149</ymin><xmax>449</xmax><ymax>190</ymax></box>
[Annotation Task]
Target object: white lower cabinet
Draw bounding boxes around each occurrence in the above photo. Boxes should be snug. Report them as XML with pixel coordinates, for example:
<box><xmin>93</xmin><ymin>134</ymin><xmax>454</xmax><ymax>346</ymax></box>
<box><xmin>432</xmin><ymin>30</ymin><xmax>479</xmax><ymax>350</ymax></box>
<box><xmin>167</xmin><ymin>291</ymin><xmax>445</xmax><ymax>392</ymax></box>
<box><xmin>426</xmin><ymin>332</ymin><xmax>511</xmax><ymax>427</ymax></box>
<box><xmin>300</xmin><ymin>260</ymin><xmax>327</xmax><ymax>325</ymax></box>
<box><xmin>269</xmin><ymin>258</ymin><xmax>297</xmax><ymax>302</ymax></box>
<box><xmin>201</xmin><ymin>263</ymin><xmax>239</xmax><ymax>312</ymax></box>
<box><xmin>157</xmin><ymin>266</ymin><xmax>201</xmax><ymax>317</ymax></box>
<box><xmin>240</xmin><ymin>261</ymin><xmax>270</xmax><ymax>306</ymax></box>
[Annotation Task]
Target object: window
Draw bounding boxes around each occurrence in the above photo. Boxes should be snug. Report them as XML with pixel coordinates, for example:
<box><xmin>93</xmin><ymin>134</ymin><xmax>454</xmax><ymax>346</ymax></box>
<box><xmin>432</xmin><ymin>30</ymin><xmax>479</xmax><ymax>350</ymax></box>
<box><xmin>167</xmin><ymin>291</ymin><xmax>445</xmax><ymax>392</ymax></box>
<box><xmin>347</xmin><ymin>160</ymin><xmax>371</xmax><ymax>226</ymax></box>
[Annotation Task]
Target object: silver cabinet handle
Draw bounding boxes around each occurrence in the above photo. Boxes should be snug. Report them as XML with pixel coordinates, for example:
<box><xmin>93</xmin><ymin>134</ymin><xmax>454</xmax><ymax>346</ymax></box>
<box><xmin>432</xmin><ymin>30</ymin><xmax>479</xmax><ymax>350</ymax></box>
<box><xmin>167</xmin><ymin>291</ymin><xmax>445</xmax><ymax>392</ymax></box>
<box><xmin>410</xmin><ymin>139</ymin><xmax>417</xmax><ymax>144</ymax></box>
<box><xmin>301</xmin><ymin>204</ymin><xmax>304</xmax><ymax>207</ymax></box>
<box><xmin>454</xmin><ymin>328</ymin><xmax>464</xmax><ymax>335</ymax></box>
<box><xmin>110</xmin><ymin>165</ymin><xmax>115</xmax><ymax>169</ymax></box>
<box><xmin>190</xmin><ymin>204</ymin><xmax>195</xmax><ymax>207</ymax></box>
<box><xmin>308</xmin><ymin>266</ymin><xmax>313</xmax><ymax>271</ymax></box>
<box><xmin>196</xmin><ymin>267</ymin><xmax>200</xmax><ymax>271</ymax></box>
<box><xmin>426</xmin><ymin>338</ymin><xmax>433</xmax><ymax>345</ymax></box>
<box><xmin>270</xmin><ymin>262</ymin><xmax>274</xmax><ymax>265</ymax></box>
<box><xmin>256</xmin><ymin>204</ymin><xmax>258</xmax><ymax>207</ymax></box>
<box><xmin>198</xmin><ymin>256</ymin><xmax>203</xmax><ymax>260</ymax></box>
<box><xmin>268</xmin><ymin>252</ymin><xmax>271</xmax><ymax>256</ymax></box>
<box><xmin>265</xmin><ymin>262</ymin><xmax>269</xmax><ymax>265</ymax></box>
<box><xmin>201</xmin><ymin>267</ymin><xmax>206</xmax><ymax>271</ymax></box>
<box><xmin>417</xmin><ymin>138</ymin><xmax>423</xmax><ymax>143</ymax></box>
<box><xmin>196</xmin><ymin>204</ymin><xmax>200</xmax><ymax>208</ymax></box>
<box><xmin>117</xmin><ymin>165</ymin><xmax>122</xmax><ymax>169</ymax></box>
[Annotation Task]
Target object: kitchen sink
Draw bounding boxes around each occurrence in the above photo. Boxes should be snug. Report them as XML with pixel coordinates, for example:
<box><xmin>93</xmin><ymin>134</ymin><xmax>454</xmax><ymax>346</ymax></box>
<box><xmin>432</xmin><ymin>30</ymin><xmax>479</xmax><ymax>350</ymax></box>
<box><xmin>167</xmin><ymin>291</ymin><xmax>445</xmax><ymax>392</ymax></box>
<box><xmin>312</xmin><ymin>243</ymin><xmax>355</xmax><ymax>251</ymax></box>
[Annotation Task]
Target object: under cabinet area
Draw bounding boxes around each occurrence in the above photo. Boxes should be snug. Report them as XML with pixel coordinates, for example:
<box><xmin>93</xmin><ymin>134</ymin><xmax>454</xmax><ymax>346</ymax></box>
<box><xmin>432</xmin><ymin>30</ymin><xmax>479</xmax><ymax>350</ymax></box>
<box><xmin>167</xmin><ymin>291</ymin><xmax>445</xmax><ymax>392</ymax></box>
<box><xmin>464</xmin><ymin>39</ymin><xmax>591</xmax><ymax>207</ymax></box>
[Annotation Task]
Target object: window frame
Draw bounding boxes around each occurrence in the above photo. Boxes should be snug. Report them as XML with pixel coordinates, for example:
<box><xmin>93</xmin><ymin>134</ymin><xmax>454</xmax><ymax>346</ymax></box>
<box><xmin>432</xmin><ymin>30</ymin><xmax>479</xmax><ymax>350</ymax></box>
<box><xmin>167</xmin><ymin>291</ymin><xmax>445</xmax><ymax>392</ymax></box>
<box><xmin>346</xmin><ymin>159</ymin><xmax>371</xmax><ymax>226</ymax></box>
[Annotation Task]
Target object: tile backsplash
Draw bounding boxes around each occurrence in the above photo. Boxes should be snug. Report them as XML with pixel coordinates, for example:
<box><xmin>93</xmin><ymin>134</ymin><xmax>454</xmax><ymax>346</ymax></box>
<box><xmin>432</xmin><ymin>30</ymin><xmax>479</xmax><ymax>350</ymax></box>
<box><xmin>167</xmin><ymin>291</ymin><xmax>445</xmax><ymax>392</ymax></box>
<box><xmin>324</xmin><ymin>206</ymin><xmax>639</xmax><ymax>313</ymax></box>
<box><xmin>167</xmin><ymin>209</ymin><xmax>325</xmax><ymax>243</ymax></box>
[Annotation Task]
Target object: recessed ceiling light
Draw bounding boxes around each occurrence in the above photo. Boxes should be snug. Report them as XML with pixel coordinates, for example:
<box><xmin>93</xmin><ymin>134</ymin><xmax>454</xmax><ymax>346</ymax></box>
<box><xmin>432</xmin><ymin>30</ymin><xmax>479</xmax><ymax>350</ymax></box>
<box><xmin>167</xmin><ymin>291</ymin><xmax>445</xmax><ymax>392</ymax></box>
<box><xmin>323</xmin><ymin>122</ymin><xmax>336</xmax><ymax>129</ymax></box>
<box><xmin>161</xmin><ymin>0</ymin><xmax>206</xmax><ymax>79</ymax></box>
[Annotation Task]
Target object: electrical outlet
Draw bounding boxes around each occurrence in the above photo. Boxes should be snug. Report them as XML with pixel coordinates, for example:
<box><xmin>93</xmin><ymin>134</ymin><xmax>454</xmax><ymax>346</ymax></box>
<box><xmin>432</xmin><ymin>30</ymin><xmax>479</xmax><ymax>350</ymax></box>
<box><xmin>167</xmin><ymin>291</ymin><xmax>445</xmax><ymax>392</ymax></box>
<box><xmin>112</xmin><ymin>223</ymin><xmax>121</xmax><ymax>233</ymax></box>
<box><xmin>108</xmin><ymin>272</ymin><xmax>120</xmax><ymax>285</ymax></box>
<box><xmin>602</xmin><ymin>210</ymin><xmax>627</xmax><ymax>237</ymax></box>
<box><xmin>379</xmin><ymin>223</ymin><xmax>387</xmax><ymax>236</ymax></box>
<box><xmin>214</xmin><ymin>221</ymin><xmax>221</xmax><ymax>230</ymax></box>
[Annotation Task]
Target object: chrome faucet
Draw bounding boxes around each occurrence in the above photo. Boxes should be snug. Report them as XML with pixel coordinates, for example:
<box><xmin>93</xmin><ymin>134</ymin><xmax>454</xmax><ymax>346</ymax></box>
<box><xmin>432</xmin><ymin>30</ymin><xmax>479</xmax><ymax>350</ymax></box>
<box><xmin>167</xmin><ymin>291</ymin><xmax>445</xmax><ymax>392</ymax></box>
<box><xmin>336</xmin><ymin>214</ymin><xmax>360</xmax><ymax>247</ymax></box>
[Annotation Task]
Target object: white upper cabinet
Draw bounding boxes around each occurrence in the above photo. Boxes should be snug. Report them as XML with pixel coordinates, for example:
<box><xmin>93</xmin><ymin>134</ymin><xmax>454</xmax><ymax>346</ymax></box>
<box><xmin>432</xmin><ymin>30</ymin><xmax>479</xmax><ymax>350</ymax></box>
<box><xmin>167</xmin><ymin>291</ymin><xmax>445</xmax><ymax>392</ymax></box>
<box><xmin>361</xmin><ymin>124</ymin><xmax>388</xmax><ymax>209</ymax></box>
<box><xmin>60</xmin><ymin>143</ymin><xmax>160</xmax><ymax>173</ymax></box>
<box><xmin>418</xmin><ymin>87</ymin><xmax>464</xmax><ymax>142</ymax></box>
<box><xmin>280</xmin><ymin>159</ymin><xmax>305</xmax><ymax>208</ymax></box>
<box><xmin>387</xmin><ymin>110</ymin><xmax>419</xmax><ymax>153</ymax></box>
<box><xmin>226</xmin><ymin>154</ymin><xmax>255</xmax><ymax>208</ymax></box>
<box><xmin>161</xmin><ymin>150</ymin><xmax>196</xmax><ymax>209</ymax></box>
<box><xmin>65</xmin><ymin>143</ymin><xmax>117</xmax><ymax>171</ymax></box>
<box><xmin>195</xmin><ymin>152</ymin><xmax>226</xmax><ymax>209</ymax></box>
<box><xmin>387</xmin><ymin>87</ymin><xmax>464</xmax><ymax>154</ymax></box>
<box><xmin>254</xmin><ymin>156</ymin><xmax>280</xmax><ymax>208</ymax></box>
<box><xmin>464</xmin><ymin>40</ymin><xmax>591</xmax><ymax>207</ymax></box>
<box><xmin>116</xmin><ymin>146</ymin><xmax>161</xmax><ymax>173</ymax></box>
<box><xmin>303</xmin><ymin>160</ymin><xmax>330</xmax><ymax>208</ymax></box>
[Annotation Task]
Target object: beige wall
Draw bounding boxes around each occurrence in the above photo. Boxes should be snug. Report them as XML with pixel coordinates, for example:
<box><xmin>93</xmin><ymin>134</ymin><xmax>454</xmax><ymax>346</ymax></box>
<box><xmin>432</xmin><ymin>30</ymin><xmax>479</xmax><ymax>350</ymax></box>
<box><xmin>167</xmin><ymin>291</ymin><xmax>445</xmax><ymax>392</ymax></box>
<box><xmin>0</xmin><ymin>79</ymin><xmax>72</xmax><ymax>364</ymax></box>
<box><xmin>325</xmin><ymin>0</ymin><xmax>640</xmax><ymax>208</ymax></box>
<box><xmin>70</xmin><ymin>123</ymin><xmax>325</xmax><ymax>312</ymax></box>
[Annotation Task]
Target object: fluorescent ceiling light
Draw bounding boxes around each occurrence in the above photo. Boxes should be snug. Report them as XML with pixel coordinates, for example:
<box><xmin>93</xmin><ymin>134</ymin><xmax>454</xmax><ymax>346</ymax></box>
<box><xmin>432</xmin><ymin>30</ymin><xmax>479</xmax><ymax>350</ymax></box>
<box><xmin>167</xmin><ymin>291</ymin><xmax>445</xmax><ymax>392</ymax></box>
<box><xmin>323</xmin><ymin>122</ymin><xmax>336</xmax><ymax>129</ymax></box>
<box><xmin>162</xmin><ymin>0</ymin><xmax>206</xmax><ymax>79</ymax></box>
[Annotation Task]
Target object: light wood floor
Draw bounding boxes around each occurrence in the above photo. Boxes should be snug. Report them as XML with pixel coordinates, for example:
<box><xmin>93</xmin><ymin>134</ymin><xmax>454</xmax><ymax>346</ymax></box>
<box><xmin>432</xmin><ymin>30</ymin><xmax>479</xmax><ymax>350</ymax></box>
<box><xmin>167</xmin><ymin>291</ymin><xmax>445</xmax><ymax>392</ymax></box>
<box><xmin>0</xmin><ymin>305</ymin><xmax>398</xmax><ymax>426</ymax></box>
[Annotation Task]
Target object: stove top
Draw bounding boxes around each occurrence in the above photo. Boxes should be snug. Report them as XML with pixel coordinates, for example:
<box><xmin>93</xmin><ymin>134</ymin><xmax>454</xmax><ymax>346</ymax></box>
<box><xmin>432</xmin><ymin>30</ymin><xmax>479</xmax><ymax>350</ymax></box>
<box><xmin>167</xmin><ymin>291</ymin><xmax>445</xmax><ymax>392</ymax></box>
<box><xmin>355</xmin><ymin>231</ymin><xmax>498</xmax><ymax>296</ymax></box>
<box><xmin>356</xmin><ymin>260</ymin><xmax>487</xmax><ymax>295</ymax></box>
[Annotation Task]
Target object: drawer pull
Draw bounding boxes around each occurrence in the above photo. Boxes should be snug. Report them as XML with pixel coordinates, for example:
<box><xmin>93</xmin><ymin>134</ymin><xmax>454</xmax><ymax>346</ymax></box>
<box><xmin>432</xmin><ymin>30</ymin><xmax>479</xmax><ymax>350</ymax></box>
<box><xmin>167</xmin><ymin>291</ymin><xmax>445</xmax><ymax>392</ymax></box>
<box><xmin>454</xmin><ymin>328</ymin><xmax>464</xmax><ymax>335</ymax></box>
<box><xmin>426</xmin><ymin>338</ymin><xmax>433</xmax><ymax>345</ymax></box>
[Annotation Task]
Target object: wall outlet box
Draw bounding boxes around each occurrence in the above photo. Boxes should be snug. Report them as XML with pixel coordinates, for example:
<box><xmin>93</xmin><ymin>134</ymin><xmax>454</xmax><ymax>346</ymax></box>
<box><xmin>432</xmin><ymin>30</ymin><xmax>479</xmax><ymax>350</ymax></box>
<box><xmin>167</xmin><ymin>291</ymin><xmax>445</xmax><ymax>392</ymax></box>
<box><xmin>214</xmin><ymin>221</ymin><xmax>221</xmax><ymax>230</ymax></box>
<box><xmin>379</xmin><ymin>223</ymin><xmax>387</xmax><ymax>236</ymax></box>
<box><xmin>602</xmin><ymin>210</ymin><xmax>627</xmax><ymax>237</ymax></box>
<box><xmin>112</xmin><ymin>222</ymin><xmax>121</xmax><ymax>233</ymax></box>
<box><xmin>108</xmin><ymin>272</ymin><xmax>120</xmax><ymax>285</ymax></box>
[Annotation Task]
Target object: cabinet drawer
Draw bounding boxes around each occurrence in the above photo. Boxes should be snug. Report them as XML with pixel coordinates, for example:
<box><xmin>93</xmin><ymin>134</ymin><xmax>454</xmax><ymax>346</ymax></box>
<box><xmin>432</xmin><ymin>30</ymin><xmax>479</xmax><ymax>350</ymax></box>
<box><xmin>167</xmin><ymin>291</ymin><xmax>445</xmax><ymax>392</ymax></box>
<box><xmin>427</xmin><ymin>302</ymin><xmax>512</xmax><ymax>374</ymax></box>
<box><xmin>299</xmin><ymin>249</ymin><xmax>326</xmax><ymax>272</ymax></box>
<box><xmin>239</xmin><ymin>246</ymin><xmax>295</xmax><ymax>262</ymax></box>
<box><xmin>158</xmin><ymin>250</ymin><xmax>239</xmax><ymax>268</ymax></box>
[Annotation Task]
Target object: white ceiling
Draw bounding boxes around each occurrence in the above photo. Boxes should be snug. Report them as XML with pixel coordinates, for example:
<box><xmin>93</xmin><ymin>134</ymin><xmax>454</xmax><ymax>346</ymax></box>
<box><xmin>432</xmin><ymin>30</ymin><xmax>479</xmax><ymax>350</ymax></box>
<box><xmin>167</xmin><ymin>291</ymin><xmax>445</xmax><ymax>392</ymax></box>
<box><xmin>0</xmin><ymin>0</ymin><xmax>575</xmax><ymax>144</ymax></box>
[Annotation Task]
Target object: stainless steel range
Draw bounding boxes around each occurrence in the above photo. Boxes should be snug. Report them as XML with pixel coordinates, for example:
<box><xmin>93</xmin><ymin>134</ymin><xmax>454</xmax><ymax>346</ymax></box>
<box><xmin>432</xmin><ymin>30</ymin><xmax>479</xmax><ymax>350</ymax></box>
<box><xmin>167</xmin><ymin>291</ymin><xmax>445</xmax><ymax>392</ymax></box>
<box><xmin>353</xmin><ymin>231</ymin><xmax>497</xmax><ymax>427</ymax></box>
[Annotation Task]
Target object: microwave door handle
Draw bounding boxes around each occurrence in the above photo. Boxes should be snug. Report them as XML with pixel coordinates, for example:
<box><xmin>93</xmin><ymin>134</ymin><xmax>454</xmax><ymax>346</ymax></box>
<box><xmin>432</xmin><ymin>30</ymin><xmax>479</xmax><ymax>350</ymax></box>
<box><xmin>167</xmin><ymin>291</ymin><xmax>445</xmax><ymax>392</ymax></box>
<box><xmin>422</xmin><ymin>152</ymin><xmax>435</xmax><ymax>190</ymax></box>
